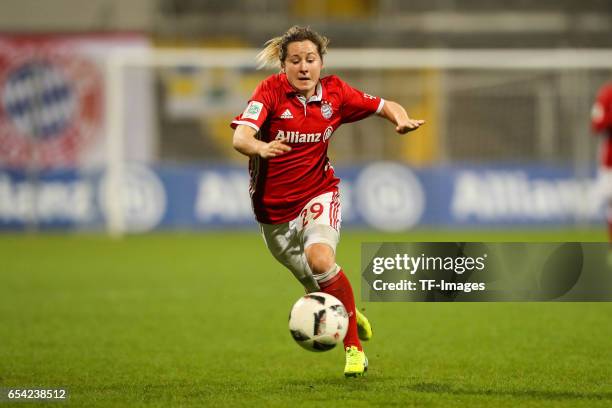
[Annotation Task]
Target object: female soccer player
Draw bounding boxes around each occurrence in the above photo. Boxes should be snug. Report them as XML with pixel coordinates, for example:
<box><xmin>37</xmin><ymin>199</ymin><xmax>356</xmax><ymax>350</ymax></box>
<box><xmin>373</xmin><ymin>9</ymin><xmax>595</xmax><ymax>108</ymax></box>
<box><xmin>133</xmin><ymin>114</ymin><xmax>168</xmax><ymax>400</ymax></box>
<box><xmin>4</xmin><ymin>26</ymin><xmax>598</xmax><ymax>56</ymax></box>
<box><xmin>231</xmin><ymin>26</ymin><xmax>425</xmax><ymax>377</ymax></box>
<box><xmin>591</xmin><ymin>81</ymin><xmax>612</xmax><ymax>263</ymax></box>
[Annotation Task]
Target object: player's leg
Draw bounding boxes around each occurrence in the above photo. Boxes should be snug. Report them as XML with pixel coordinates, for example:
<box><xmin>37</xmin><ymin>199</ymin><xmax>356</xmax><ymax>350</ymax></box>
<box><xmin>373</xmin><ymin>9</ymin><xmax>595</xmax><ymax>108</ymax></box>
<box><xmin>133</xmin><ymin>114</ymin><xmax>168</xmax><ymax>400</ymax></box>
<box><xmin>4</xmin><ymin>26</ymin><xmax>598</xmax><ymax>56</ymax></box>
<box><xmin>299</xmin><ymin>190</ymin><xmax>369</xmax><ymax>376</ymax></box>
<box><xmin>260</xmin><ymin>222</ymin><xmax>319</xmax><ymax>293</ymax></box>
<box><xmin>607</xmin><ymin>198</ymin><xmax>612</xmax><ymax>242</ymax></box>
<box><xmin>303</xmin><ymin>240</ymin><xmax>361</xmax><ymax>346</ymax></box>
<box><xmin>303</xmin><ymin>227</ymin><xmax>368</xmax><ymax>376</ymax></box>
<box><xmin>607</xmin><ymin>199</ymin><xmax>612</xmax><ymax>265</ymax></box>
<box><xmin>600</xmin><ymin>168</ymin><xmax>612</xmax><ymax>264</ymax></box>
<box><xmin>606</xmin><ymin>172</ymin><xmax>612</xmax><ymax>244</ymax></box>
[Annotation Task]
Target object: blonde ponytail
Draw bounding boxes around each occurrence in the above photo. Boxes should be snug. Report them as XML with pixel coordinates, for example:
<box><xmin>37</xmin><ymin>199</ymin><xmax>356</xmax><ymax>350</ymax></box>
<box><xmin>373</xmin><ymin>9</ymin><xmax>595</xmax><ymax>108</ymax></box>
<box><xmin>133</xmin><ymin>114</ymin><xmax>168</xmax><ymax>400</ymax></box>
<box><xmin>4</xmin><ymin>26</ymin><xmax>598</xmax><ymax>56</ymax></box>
<box><xmin>256</xmin><ymin>26</ymin><xmax>329</xmax><ymax>70</ymax></box>
<box><xmin>256</xmin><ymin>36</ymin><xmax>283</xmax><ymax>69</ymax></box>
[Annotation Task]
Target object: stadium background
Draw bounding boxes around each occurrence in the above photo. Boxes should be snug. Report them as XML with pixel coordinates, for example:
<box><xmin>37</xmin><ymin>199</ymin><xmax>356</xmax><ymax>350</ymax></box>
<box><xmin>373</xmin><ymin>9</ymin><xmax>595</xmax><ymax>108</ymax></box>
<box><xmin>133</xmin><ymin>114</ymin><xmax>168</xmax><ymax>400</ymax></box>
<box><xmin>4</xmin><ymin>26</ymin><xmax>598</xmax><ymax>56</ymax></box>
<box><xmin>1</xmin><ymin>1</ymin><xmax>611</xmax><ymax>407</ymax></box>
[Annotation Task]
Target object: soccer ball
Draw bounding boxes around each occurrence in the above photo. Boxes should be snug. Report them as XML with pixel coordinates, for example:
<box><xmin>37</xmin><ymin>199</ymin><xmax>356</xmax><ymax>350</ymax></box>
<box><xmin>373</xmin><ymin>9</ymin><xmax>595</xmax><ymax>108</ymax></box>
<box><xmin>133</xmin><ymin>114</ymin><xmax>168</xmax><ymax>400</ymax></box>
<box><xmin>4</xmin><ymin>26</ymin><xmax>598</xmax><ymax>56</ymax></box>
<box><xmin>288</xmin><ymin>292</ymin><xmax>349</xmax><ymax>352</ymax></box>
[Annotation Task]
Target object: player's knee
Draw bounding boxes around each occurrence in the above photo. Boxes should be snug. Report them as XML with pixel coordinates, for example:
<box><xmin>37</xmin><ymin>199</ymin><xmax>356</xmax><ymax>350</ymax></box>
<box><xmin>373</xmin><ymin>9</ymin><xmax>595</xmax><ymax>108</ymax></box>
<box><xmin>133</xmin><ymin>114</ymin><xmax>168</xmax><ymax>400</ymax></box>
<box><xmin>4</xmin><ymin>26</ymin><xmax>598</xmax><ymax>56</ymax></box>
<box><xmin>305</xmin><ymin>243</ymin><xmax>335</xmax><ymax>275</ymax></box>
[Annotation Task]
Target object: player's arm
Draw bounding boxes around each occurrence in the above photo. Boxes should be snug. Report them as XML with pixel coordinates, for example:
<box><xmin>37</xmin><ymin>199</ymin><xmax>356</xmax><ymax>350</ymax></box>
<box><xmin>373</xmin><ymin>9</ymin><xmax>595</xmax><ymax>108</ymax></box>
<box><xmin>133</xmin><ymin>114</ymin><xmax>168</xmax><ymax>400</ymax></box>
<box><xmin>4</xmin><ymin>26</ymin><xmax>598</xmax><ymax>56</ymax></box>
<box><xmin>232</xmin><ymin>125</ymin><xmax>291</xmax><ymax>159</ymax></box>
<box><xmin>377</xmin><ymin>100</ymin><xmax>425</xmax><ymax>134</ymax></box>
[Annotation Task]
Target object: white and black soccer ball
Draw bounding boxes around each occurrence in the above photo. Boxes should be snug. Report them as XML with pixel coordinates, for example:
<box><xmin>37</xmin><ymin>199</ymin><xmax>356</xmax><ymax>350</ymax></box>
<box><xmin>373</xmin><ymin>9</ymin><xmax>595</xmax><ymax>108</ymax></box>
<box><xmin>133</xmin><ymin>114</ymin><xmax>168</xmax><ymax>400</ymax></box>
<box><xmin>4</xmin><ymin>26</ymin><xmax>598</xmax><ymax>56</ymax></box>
<box><xmin>288</xmin><ymin>292</ymin><xmax>349</xmax><ymax>352</ymax></box>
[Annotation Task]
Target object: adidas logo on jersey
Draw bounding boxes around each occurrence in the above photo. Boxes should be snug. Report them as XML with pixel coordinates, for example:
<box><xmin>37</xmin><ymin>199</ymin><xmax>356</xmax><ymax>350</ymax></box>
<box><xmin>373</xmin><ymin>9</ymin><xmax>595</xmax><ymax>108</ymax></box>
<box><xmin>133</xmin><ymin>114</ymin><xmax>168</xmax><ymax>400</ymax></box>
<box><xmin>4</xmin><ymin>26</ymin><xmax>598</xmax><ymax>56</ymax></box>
<box><xmin>280</xmin><ymin>109</ymin><xmax>293</xmax><ymax>119</ymax></box>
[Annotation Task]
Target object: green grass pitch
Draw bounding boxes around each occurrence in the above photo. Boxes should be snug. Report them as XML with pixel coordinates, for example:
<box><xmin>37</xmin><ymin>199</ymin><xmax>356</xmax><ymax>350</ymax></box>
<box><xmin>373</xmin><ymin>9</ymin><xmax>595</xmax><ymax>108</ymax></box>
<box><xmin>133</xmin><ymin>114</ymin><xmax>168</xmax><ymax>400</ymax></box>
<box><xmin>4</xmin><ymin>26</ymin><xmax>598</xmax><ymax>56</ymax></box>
<box><xmin>1</xmin><ymin>229</ymin><xmax>611</xmax><ymax>407</ymax></box>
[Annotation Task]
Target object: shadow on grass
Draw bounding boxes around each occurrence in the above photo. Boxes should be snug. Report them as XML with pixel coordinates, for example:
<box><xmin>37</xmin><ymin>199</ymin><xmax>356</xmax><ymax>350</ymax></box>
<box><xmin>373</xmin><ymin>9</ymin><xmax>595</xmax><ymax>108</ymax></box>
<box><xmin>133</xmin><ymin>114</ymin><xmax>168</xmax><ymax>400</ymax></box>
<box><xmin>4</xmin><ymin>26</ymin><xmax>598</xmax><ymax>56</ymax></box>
<box><xmin>408</xmin><ymin>382</ymin><xmax>612</xmax><ymax>401</ymax></box>
<box><xmin>277</xmin><ymin>377</ymin><xmax>612</xmax><ymax>402</ymax></box>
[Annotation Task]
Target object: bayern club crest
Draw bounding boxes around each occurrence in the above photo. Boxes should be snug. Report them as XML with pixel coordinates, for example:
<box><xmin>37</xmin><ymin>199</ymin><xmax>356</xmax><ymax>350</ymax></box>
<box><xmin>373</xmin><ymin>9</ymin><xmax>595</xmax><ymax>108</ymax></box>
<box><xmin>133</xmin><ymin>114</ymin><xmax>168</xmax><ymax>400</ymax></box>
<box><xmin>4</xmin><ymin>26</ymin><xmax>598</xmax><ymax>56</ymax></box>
<box><xmin>0</xmin><ymin>39</ymin><xmax>103</xmax><ymax>167</ymax></box>
<box><xmin>321</xmin><ymin>101</ymin><xmax>333</xmax><ymax>120</ymax></box>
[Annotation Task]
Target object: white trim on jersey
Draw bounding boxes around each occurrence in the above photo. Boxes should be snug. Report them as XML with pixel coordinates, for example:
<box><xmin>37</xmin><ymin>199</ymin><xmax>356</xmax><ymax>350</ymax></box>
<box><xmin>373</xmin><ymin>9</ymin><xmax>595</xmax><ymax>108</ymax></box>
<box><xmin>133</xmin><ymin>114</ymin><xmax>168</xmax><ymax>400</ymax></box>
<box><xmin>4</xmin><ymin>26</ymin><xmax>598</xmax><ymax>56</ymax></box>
<box><xmin>311</xmin><ymin>82</ymin><xmax>323</xmax><ymax>102</ymax></box>
<box><xmin>296</xmin><ymin>82</ymin><xmax>323</xmax><ymax>106</ymax></box>
<box><xmin>376</xmin><ymin>98</ymin><xmax>385</xmax><ymax>114</ymax></box>
<box><xmin>329</xmin><ymin>190</ymin><xmax>341</xmax><ymax>231</ymax></box>
<box><xmin>232</xmin><ymin>120</ymin><xmax>260</xmax><ymax>132</ymax></box>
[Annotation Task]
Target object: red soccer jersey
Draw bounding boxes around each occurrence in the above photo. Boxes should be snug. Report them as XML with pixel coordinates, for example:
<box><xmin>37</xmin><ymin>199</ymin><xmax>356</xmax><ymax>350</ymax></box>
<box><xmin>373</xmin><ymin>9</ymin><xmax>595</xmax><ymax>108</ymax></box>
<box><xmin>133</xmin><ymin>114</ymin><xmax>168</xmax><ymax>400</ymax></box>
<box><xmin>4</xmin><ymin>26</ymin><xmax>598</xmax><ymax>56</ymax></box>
<box><xmin>591</xmin><ymin>82</ymin><xmax>612</xmax><ymax>167</ymax></box>
<box><xmin>231</xmin><ymin>73</ymin><xmax>384</xmax><ymax>224</ymax></box>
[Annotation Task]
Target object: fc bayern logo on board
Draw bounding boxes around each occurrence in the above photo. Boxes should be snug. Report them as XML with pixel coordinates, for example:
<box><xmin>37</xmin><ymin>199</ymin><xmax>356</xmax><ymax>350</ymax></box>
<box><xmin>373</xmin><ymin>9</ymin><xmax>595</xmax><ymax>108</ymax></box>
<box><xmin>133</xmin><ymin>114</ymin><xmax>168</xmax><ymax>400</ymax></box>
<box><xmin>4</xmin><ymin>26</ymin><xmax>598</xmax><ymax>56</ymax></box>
<box><xmin>0</xmin><ymin>42</ymin><xmax>103</xmax><ymax>167</ymax></box>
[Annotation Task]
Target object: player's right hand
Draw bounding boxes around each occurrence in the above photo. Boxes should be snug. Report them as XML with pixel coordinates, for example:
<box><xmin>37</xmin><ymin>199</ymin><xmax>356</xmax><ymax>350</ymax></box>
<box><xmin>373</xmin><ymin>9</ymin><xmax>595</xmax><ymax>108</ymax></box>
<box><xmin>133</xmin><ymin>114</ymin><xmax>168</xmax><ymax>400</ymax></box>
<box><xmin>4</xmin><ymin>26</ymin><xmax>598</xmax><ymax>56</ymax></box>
<box><xmin>396</xmin><ymin>119</ymin><xmax>426</xmax><ymax>134</ymax></box>
<box><xmin>258</xmin><ymin>139</ymin><xmax>292</xmax><ymax>159</ymax></box>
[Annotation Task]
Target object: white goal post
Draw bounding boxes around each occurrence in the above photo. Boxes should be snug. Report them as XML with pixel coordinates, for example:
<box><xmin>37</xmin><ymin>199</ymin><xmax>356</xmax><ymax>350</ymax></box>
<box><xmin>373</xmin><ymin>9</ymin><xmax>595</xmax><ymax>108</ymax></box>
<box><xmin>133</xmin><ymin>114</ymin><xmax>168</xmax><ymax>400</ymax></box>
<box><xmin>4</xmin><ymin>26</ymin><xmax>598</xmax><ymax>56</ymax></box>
<box><xmin>105</xmin><ymin>48</ymin><xmax>612</xmax><ymax>236</ymax></box>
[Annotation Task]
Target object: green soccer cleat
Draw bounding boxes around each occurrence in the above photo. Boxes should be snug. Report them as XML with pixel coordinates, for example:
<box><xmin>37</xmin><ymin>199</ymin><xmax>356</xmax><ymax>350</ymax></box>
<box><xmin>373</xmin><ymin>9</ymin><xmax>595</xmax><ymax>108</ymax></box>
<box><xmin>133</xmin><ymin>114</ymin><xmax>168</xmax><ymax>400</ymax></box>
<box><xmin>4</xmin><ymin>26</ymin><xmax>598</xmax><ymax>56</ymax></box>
<box><xmin>344</xmin><ymin>346</ymin><xmax>368</xmax><ymax>377</ymax></box>
<box><xmin>356</xmin><ymin>309</ymin><xmax>373</xmax><ymax>341</ymax></box>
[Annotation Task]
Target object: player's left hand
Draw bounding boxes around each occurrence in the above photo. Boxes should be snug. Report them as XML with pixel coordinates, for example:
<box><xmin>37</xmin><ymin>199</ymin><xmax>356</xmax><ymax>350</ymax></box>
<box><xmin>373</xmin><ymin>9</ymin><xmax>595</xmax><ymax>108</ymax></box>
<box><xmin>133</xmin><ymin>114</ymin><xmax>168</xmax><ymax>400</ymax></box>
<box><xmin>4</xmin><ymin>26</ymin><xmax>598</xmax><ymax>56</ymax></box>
<box><xmin>396</xmin><ymin>119</ymin><xmax>425</xmax><ymax>134</ymax></box>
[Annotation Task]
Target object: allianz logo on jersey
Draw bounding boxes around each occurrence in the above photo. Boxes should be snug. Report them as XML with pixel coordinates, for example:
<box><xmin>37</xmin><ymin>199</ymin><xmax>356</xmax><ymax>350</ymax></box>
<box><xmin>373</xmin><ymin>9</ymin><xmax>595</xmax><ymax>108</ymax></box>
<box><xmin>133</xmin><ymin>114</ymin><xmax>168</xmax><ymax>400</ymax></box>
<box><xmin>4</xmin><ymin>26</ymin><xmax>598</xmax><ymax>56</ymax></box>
<box><xmin>275</xmin><ymin>126</ymin><xmax>334</xmax><ymax>143</ymax></box>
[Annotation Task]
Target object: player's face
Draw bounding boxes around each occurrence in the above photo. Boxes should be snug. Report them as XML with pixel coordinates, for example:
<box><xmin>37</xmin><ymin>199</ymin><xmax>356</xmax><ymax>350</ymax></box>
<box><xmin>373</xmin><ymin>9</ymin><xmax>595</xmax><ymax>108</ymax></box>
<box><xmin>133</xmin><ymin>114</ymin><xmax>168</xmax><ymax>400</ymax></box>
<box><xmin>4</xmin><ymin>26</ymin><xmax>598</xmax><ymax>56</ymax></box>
<box><xmin>282</xmin><ymin>40</ymin><xmax>322</xmax><ymax>99</ymax></box>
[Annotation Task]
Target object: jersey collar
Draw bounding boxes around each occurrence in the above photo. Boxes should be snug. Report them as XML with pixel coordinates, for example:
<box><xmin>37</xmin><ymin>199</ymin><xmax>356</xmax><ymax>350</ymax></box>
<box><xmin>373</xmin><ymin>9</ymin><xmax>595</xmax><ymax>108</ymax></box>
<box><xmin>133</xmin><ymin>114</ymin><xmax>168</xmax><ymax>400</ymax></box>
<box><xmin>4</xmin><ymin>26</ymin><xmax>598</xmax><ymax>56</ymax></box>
<box><xmin>280</xmin><ymin>73</ymin><xmax>325</xmax><ymax>103</ymax></box>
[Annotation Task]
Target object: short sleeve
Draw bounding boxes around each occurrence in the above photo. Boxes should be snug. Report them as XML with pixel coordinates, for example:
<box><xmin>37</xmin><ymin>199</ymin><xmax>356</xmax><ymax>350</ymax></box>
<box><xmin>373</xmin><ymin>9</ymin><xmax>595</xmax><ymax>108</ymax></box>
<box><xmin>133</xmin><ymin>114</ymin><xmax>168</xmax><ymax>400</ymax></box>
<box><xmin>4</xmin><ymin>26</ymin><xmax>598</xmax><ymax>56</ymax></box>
<box><xmin>338</xmin><ymin>78</ymin><xmax>385</xmax><ymax>124</ymax></box>
<box><xmin>592</xmin><ymin>84</ymin><xmax>612</xmax><ymax>133</ymax></box>
<box><xmin>231</xmin><ymin>80</ymin><xmax>275</xmax><ymax>131</ymax></box>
